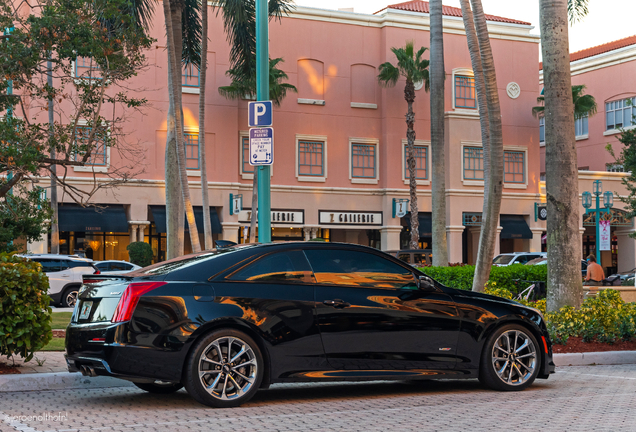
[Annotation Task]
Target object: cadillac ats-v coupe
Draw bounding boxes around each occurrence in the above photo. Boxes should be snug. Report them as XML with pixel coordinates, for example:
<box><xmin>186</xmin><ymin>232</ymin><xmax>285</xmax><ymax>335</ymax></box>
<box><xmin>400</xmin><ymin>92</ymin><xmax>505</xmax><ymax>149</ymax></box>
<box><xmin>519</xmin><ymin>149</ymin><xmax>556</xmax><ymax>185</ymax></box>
<box><xmin>66</xmin><ymin>242</ymin><xmax>555</xmax><ymax>408</ymax></box>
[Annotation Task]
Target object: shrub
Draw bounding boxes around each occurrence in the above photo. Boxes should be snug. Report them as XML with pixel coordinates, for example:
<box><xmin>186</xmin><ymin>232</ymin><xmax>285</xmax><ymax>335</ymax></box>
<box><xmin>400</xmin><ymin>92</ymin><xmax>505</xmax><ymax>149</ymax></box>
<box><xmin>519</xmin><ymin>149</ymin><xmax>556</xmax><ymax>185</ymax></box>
<box><xmin>127</xmin><ymin>242</ymin><xmax>153</xmax><ymax>267</ymax></box>
<box><xmin>0</xmin><ymin>253</ymin><xmax>52</xmax><ymax>361</ymax></box>
<box><xmin>419</xmin><ymin>264</ymin><xmax>547</xmax><ymax>294</ymax></box>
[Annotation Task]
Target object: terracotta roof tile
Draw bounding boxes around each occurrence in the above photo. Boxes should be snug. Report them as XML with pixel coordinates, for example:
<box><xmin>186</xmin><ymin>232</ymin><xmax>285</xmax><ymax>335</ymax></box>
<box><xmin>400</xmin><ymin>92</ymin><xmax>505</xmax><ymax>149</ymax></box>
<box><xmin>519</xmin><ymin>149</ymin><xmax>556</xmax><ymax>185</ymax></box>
<box><xmin>375</xmin><ymin>0</ymin><xmax>531</xmax><ymax>26</ymax></box>
<box><xmin>570</xmin><ymin>35</ymin><xmax>636</xmax><ymax>63</ymax></box>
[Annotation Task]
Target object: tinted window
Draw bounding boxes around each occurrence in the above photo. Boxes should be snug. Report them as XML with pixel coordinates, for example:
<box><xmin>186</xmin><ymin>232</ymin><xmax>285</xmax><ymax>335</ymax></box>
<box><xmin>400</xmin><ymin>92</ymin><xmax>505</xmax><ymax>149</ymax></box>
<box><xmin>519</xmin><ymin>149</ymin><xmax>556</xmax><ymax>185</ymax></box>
<box><xmin>34</xmin><ymin>259</ymin><xmax>62</xmax><ymax>273</ymax></box>
<box><xmin>514</xmin><ymin>256</ymin><xmax>529</xmax><ymax>264</ymax></box>
<box><xmin>95</xmin><ymin>262</ymin><xmax>110</xmax><ymax>271</ymax></box>
<box><xmin>68</xmin><ymin>260</ymin><xmax>93</xmax><ymax>269</ymax></box>
<box><xmin>493</xmin><ymin>255</ymin><xmax>514</xmax><ymax>265</ymax></box>
<box><xmin>304</xmin><ymin>249</ymin><xmax>416</xmax><ymax>289</ymax></box>
<box><xmin>397</xmin><ymin>253</ymin><xmax>411</xmax><ymax>264</ymax></box>
<box><xmin>110</xmin><ymin>262</ymin><xmax>131</xmax><ymax>271</ymax></box>
<box><xmin>228</xmin><ymin>250</ymin><xmax>314</xmax><ymax>283</ymax></box>
<box><xmin>413</xmin><ymin>253</ymin><xmax>427</xmax><ymax>266</ymax></box>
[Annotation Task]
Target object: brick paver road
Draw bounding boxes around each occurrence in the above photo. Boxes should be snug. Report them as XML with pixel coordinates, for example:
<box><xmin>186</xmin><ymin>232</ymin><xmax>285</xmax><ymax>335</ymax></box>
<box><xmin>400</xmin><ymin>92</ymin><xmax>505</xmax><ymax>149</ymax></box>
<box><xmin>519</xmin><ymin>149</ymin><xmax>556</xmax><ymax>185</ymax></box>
<box><xmin>2</xmin><ymin>365</ymin><xmax>636</xmax><ymax>432</ymax></box>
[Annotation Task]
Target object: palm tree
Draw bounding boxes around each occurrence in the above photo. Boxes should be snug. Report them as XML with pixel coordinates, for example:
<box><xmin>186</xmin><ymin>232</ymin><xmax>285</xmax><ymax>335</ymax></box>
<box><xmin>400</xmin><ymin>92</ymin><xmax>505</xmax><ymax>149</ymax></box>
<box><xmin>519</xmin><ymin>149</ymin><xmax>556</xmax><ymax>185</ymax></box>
<box><xmin>540</xmin><ymin>0</ymin><xmax>589</xmax><ymax>311</ymax></box>
<box><xmin>199</xmin><ymin>0</ymin><xmax>213</xmax><ymax>250</ymax></box>
<box><xmin>429</xmin><ymin>0</ymin><xmax>448</xmax><ymax>266</ymax></box>
<box><xmin>378</xmin><ymin>42</ymin><xmax>430</xmax><ymax>250</ymax></box>
<box><xmin>532</xmin><ymin>84</ymin><xmax>597</xmax><ymax>120</ymax></box>
<box><xmin>215</xmin><ymin>0</ymin><xmax>294</xmax><ymax>243</ymax></box>
<box><xmin>456</xmin><ymin>0</ymin><xmax>504</xmax><ymax>292</ymax></box>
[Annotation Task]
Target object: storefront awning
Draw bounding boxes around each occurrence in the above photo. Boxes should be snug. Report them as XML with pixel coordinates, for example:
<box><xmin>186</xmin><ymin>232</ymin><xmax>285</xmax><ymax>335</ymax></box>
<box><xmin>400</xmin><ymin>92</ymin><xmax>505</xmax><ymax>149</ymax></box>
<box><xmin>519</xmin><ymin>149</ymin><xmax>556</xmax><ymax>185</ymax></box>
<box><xmin>403</xmin><ymin>212</ymin><xmax>432</xmax><ymax>237</ymax></box>
<box><xmin>500</xmin><ymin>215</ymin><xmax>533</xmax><ymax>239</ymax></box>
<box><xmin>58</xmin><ymin>204</ymin><xmax>129</xmax><ymax>233</ymax></box>
<box><xmin>150</xmin><ymin>206</ymin><xmax>222</xmax><ymax>234</ymax></box>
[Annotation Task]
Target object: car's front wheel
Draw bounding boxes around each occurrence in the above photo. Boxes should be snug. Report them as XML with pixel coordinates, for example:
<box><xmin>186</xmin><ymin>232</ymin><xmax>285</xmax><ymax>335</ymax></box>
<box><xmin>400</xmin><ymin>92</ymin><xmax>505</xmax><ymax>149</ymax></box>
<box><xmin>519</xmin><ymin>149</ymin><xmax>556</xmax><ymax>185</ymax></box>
<box><xmin>184</xmin><ymin>329</ymin><xmax>264</xmax><ymax>408</ymax></box>
<box><xmin>479</xmin><ymin>324</ymin><xmax>540</xmax><ymax>391</ymax></box>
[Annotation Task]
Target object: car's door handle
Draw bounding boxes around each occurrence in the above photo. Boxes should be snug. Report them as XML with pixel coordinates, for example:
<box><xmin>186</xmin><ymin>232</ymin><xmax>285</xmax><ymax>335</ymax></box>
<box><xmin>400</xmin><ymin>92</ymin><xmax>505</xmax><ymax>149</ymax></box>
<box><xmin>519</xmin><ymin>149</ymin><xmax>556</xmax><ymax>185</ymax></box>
<box><xmin>61</xmin><ymin>275</ymin><xmax>70</xmax><ymax>277</ymax></box>
<box><xmin>323</xmin><ymin>299</ymin><xmax>350</xmax><ymax>308</ymax></box>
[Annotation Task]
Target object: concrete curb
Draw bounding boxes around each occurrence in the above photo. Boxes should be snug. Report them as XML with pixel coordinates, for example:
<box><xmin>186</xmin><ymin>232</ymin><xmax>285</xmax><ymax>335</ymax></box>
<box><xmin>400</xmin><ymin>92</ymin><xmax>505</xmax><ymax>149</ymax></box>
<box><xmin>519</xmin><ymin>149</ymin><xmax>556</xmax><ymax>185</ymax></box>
<box><xmin>554</xmin><ymin>350</ymin><xmax>636</xmax><ymax>367</ymax></box>
<box><xmin>0</xmin><ymin>372</ymin><xmax>134</xmax><ymax>392</ymax></box>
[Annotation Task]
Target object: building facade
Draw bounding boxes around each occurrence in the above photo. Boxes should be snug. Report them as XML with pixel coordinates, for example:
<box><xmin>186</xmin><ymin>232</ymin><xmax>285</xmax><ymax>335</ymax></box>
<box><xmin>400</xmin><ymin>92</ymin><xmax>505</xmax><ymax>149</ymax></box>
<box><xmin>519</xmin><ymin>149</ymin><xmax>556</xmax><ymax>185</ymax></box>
<box><xmin>26</xmin><ymin>1</ymin><xmax>551</xmax><ymax>265</ymax></box>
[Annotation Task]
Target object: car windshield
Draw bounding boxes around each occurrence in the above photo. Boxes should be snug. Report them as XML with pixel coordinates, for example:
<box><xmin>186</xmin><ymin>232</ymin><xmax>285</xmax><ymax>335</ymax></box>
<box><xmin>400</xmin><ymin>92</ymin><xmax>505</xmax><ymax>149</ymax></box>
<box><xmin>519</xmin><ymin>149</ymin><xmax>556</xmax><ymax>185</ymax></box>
<box><xmin>493</xmin><ymin>255</ymin><xmax>515</xmax><ymax>265</ymax></box>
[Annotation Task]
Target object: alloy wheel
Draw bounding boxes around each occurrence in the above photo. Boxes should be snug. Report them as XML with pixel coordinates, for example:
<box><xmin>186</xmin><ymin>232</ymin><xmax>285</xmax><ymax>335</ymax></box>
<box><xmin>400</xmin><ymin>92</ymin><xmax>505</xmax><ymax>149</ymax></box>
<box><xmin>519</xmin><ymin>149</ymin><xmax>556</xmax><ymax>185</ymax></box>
<box><xmin>491</xmin><ymin>329</ymin><xmax>537</xmax><ymax>386</ymax></box>
<box><xmin>64</xmin><ymin>290</ymin><xmax>78</xmax><ymax>308</ymax></box>
<box><xmin>198</xmin><ymin>336</ymin><xmax>258</xmax><ymax>401</ymax></box>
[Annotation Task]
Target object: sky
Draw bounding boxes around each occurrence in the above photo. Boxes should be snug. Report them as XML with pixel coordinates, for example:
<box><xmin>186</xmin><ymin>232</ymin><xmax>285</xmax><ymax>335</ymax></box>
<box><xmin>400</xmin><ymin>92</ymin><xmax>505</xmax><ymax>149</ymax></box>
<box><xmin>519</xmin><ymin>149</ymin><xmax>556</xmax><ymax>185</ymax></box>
<box><xmin>293</xmin><ymin>0</ymin><xmax>636</xmax><ymax>55</ymax></box>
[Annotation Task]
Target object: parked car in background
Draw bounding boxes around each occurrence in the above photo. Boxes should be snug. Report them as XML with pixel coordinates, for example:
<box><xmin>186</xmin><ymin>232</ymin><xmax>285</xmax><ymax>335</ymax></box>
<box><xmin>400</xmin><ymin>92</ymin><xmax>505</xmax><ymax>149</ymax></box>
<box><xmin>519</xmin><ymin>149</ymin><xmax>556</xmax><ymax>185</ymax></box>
<box><xmin>493</xmin><ymin>252</ymin><xmax>546</xmax><ymax>266</ymax></box>
<box><xmin>18</xmin><ymin>254</ymin><xmax>99</xmax><ymax>307</ymax></box>
<box><xmin>94</xmin><ymin>260</ymin><xmax>142</xmax><ymax>274</ymax></box>
<box><xmin>525</xmin><ymin>257</ymin><xmax>589</xmax><ymax>278</ymax></box>
<box><xmin>386</xmin><ymin>249</ymin><xmax>433</xmax><ymax>267</ymax></box>
<box><xmin>610</xmin><ymin>267</ymin><xmax>636</xmax><ymax>281</ymax></box>
<box><xmin>67</xmin><ymin>242</ymin><xmax>554</xmax><ymax>408</ymax></box>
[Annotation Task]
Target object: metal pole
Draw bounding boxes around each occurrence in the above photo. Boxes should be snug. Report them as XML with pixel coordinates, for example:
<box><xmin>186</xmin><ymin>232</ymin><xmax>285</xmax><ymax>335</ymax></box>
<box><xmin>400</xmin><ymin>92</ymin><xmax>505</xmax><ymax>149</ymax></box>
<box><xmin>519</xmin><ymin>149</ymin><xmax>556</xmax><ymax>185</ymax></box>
<box><xmin>595</xmin><ymin>193</ymin><xmax>601</xmax><ymax>265</ymax></box>
<box><xmin>256</xmin><ymin>0</ymin><xmax>271</xmax><ymax>243</ymax></box>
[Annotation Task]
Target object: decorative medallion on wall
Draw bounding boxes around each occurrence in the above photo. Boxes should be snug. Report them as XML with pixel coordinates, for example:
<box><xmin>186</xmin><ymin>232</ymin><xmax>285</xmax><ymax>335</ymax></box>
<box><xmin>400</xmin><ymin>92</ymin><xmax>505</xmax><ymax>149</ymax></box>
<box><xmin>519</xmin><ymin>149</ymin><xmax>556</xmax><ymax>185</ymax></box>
<box><xmin>414</xmin><ymin>79</ymin><xmax>424</xmax><ymax>91</ymax></box>
<box><xmin>506</xmin><ymin>82</ymin><xmax>521</xmax><ymax>99</ymax></box>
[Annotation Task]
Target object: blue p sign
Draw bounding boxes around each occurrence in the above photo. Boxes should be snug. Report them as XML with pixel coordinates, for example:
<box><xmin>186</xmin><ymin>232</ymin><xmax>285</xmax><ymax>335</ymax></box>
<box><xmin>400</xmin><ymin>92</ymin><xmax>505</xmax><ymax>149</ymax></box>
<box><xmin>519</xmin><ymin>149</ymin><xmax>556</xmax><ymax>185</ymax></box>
<box><xmin>248</xmin><ymin>101</ymin><xmax>273</xmax><ymax>127</ymax></box>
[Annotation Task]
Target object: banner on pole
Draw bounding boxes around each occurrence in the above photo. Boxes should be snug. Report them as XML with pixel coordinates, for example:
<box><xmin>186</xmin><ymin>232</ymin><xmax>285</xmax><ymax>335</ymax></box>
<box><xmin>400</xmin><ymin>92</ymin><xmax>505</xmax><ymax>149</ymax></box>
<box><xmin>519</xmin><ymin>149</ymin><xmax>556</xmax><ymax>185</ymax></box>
<box><xmin>599</xmin><ymin>220</ymin><xmax>611</xmax><ymax>251</ymax></box>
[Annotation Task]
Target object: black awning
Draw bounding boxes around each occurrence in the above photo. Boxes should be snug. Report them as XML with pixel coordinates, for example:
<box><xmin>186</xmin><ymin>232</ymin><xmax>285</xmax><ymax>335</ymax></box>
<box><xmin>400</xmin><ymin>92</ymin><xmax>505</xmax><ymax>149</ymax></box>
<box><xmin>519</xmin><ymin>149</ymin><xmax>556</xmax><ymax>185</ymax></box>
<box><xmin>58</xmin><ymin>204</ymin><xmax>129</xmax><ymax>233</ymax></box>
<box><xmin>402</xmin><ymin>212</ymin><xmax>432</xmax><ymax>237</ymax></box>
<box><xmin>150</xmin><ymin>206</ymin><xmax>222</xmax><ymax>234</ymax></box>
<box><xmin>500</xmin><ymin>215</ymin><xmax>533</xmax><ymax>239</ymax></box>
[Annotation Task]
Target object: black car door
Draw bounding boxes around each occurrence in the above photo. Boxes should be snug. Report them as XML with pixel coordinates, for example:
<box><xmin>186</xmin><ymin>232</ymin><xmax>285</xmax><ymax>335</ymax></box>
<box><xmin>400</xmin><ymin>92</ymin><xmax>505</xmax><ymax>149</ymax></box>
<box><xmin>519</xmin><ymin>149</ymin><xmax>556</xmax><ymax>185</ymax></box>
<box><xmin>304</xmin><ymin>248</ymin><xmax>461</xmax><ymax>372</ymax></box>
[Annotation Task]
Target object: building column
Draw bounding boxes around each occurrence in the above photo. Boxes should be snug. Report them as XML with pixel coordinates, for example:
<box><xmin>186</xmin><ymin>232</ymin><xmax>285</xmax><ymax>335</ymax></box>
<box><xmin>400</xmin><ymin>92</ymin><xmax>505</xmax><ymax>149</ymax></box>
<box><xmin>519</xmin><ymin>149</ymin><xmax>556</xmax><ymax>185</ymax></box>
<box><xmin>579</xmin><ymin>227</ymin><xmax>586</xmax><ymax>259</ymax></box>
<box><xmin>221</xmin><ymin>222</ymin><xmax>241</xmax><ymax>243</ymax></box>
<box><xmin>310</xmin><ymin>227</ymin><xmax>319</xmax><ymax>239</ymax></box>
<box><xmin>530</xmin><ymin>228</ymin><xmax>544</xmax><ymax>253</ymax></box>
<box><xmin>303</xmin><ymin>227</ymin><xmax>311</xmax><ymax>241</ymax></box>
<box><xmin>615</xmin><ymin>229</ymin><xmax>636</xmax><ymax>273</ymax></box>
<box><xmin>494</xmin><ymin>226</ymin><xmax>503</xmax><ymax>256</ymax></box>
<box><xmin>468</xmin><ymin>227</ymin><xmax>481</xmax><ymax>265</ymax></box>
<box><xmin>446</xmin><ymin>225</ymin><xmax>465</xmax><ymax>264</ymax></box>
<box><xmin>129</xmin><ymin>224</ymin><xmax>138</xmax><ymax>243</ymax></box>
<box><xmin>380</xmin><ymin>226</ymin><xmax>402</xmax><ymax>251</ymax></box>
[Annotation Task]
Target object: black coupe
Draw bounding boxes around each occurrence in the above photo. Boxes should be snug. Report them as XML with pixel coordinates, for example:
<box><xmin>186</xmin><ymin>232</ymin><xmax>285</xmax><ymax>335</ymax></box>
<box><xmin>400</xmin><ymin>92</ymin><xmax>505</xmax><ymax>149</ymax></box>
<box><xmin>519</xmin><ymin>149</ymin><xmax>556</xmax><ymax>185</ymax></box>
<box><xmin>65</xmin><ymin>242</ymin><xmax>555</xmax><ymax>407</ymax></box>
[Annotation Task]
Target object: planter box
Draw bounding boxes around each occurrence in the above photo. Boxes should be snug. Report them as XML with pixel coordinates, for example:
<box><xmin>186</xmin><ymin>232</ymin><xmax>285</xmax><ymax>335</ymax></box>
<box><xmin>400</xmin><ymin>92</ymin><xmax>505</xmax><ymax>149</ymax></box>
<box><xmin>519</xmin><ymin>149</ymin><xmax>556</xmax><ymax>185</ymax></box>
<box><xmin>583</xmin><ymin>286</ymin><xmax>636</xmax><ymax>303</ymax></box>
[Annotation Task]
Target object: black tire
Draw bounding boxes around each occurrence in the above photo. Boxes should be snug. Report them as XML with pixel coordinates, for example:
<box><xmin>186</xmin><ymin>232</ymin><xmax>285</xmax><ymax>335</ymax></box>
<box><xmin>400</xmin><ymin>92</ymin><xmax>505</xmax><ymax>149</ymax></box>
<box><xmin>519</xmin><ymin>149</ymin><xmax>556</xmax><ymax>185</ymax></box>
<box><xmin>184</xmin><ymin>329</ymin><xmax>264</xmax><ymax>408</ymax></box>
<box><xmin>61</xmin><ymin>286</ymin><xmax>79</xmax><ymax>308</ymax></box>
<box><xmin>479</xmin><ymin>324</ymin><xmax>540</xmax><ymax>391</ymax></box>
<box><xmin>134</xmin><ymin>382</ymin><xmax>183</xmax><ymax>394</ymax></box>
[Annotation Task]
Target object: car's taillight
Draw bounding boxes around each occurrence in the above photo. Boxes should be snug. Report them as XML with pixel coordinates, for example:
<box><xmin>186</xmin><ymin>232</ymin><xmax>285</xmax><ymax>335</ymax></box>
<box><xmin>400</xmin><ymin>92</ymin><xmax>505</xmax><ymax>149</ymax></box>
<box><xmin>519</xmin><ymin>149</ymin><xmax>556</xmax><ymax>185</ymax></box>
<box><xmin>111</xmin><ymin>282</ymin><xmax>167</xmax><ymax>323</ymax></box>
<box><xmin>94</xmin><ymin>269</ymin><xmax>101</xmax><ymax>275</ymax></box>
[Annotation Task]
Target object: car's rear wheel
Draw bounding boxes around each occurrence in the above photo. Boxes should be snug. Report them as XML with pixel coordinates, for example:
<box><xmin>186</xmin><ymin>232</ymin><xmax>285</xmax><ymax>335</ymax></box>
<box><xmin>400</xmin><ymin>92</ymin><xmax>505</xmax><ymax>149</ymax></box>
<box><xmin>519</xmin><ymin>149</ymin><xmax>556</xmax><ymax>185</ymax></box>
<box><xmin>184</xmin><ymin>329</ymin><xmax>264</xmax><ymax>408</ymax></box>
<box><xmin>479</xmin><ymin>324</ymin><xmax>540</xmax><ymax>391</ymax></box>
<box><xmin>61</xmin><ymin>286</ymin><xmax>79</xmax><ymax>308</ymax></box>
<box><xmin>134</xmin><ymin>382</ymin><xmax>183</xmax><ymax>394</ymax></box>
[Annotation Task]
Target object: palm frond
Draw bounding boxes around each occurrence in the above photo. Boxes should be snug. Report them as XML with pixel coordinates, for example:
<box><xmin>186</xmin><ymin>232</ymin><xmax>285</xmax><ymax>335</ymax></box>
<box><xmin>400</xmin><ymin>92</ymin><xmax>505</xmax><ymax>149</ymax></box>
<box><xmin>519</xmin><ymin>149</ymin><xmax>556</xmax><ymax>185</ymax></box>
<box><xmin>568</xmin><ymin>0</ymin><xmax>589</xmax><ymax>24</ymax></box>
<box><xmin>123</xmin><ymin>0</ymin><xmax>155</xmax><ymax>31</ymax></box>
<box><xmin>377</xmin><ymin>62</ymin><xmax>399</xmax><ymax>88</ymax></box>
<box><xmin>182</xmin><ymin>0</ymin><xmax>202</xmax><ymax>67</ymax></box>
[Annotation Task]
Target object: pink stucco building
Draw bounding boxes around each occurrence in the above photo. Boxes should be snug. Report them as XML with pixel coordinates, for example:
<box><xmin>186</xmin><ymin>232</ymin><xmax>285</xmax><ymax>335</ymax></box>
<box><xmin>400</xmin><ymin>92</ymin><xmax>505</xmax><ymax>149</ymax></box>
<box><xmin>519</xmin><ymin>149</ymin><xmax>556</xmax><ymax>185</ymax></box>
<box><xmin>25</xmin><ymin>1</ymin><xmax>567</xmax><ymax>267</ymax></box>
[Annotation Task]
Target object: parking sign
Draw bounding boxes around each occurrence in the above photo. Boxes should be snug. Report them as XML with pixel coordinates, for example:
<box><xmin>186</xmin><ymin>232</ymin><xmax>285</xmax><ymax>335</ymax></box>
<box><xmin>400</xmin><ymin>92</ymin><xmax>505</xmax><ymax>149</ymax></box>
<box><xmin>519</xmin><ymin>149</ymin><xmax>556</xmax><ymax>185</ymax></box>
<box><xmin>249</xmin><ymin>127</ymin><xmax>273</xmax><ymax>165</ymax></box>
<box><xmin>248</xmin><ymin>101</ymin><xmax>273</xmax><ymax>127</ymax></box>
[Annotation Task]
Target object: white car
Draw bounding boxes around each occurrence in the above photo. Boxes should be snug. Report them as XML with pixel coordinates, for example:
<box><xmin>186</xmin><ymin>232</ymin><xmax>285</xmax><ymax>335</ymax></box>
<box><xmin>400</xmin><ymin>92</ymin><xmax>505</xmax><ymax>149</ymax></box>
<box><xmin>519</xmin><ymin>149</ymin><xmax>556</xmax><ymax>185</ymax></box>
<box><xmin>93</xmin><ymin>260</ymin><xmax>142</xmax><ymax>274</ymax></box>
<box><xmin>492</xmin><ymin>252</ymin><xmax>547</xmax><ymax>266</ymax></box>
<box><xmin>19</xmin><ymin>254</ymin><xmax>99</xmax><ymax>307</ymax></box>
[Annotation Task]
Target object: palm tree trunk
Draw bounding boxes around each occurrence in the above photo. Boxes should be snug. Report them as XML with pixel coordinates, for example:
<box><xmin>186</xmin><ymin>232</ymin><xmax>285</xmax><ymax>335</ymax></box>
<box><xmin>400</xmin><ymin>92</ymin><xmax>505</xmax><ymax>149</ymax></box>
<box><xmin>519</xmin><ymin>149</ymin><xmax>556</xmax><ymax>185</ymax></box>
<box><xmin>540</xmin><ymin>0</ymin><xmax>582</xmax><ymax>310</ymax></box>
<box><xmin>468</xmin><ymin>0</ymin><xmax>504</xmax><ymax>292</ymax></box>
<box><xmin>165</xmin><ymin>2</ymin><xmax>184</xmax><ymax>259</ymax></box>
<box><xmin>163</xmin><ymin>0</ymin><xmax>201</xmax><ymax>254</ymax></box>
<box><xmin>405</xmin><ymin>79</ymin><xmax>419</xmax><ymax>250</ymax></box>
<box><xmin>249</xmin><ymin>174</ymin><xmax>257</xmax><ymax>243</ymax></box>
<box><xmin>199</xmin><ymin>0</ymin><xmax>213</xmax><ymax>250</ymax></box>
<box><xmin>429</xmin><ymin>0</ymin><xmax>448</xmax><ymax>266</ymax></box>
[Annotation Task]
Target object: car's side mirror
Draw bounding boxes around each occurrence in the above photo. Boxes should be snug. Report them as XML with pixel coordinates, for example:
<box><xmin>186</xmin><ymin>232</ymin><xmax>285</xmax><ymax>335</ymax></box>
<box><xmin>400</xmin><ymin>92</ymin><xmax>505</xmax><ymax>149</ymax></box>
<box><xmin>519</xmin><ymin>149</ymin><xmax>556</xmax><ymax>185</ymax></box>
<box><xmin>417</xmin><ymin>275</ymin><xmax>435</xmax><ymax>291</ymax></box>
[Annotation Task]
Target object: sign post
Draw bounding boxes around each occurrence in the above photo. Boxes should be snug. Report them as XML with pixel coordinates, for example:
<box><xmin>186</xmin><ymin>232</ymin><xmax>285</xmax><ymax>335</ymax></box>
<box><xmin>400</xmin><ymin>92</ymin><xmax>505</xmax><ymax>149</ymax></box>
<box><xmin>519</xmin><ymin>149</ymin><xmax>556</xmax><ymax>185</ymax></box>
<box><xmin>255</xmin><ymin>0</ymin><xmax>271</xmax><ymax>243</ymax></box>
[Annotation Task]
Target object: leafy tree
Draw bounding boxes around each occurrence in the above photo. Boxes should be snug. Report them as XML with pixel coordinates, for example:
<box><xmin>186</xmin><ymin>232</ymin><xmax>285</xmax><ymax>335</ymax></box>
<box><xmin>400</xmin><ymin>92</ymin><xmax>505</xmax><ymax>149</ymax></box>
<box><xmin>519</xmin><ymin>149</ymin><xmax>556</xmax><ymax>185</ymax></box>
<box><xmin>607</xmin><ymin>128</ymin><xmax>636</xmax><ymax>234</ymax></box>
<box><xmin>532</xmin><ymin>84</ymin><xmax>597</xmax><ymax>119</ymax></box>
<box><xmin>378</xmin><ymin>42</ymin><xmax>430</xmax><ymax>250</ymax></box>
<box><xmin>127</xmin><ymin>241</ymin><xmax>153</xmax><ymax>267</ymax></box>
<box><xmin>429</xmin><ymin>0</ymin><xmax>448</xmax><ymax>266</ymax></box>
<box><xmin>0</xmin><ymin>0</ymin><xmax>153</xmax><ymax>249</ymax></box>
<box><xmin>215</xmin><ymin>0</ymin><xmax>295</xmax><ymax>243</ymax></box>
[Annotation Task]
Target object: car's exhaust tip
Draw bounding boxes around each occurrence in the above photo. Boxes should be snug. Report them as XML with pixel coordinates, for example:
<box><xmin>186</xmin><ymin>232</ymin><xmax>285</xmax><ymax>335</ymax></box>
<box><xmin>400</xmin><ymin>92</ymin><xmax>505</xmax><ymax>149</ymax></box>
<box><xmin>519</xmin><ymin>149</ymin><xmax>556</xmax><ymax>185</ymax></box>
<box><xmin>80</xmin><ymin>365</ymin><xmax>97</xmax><ymax>377</ymax></box>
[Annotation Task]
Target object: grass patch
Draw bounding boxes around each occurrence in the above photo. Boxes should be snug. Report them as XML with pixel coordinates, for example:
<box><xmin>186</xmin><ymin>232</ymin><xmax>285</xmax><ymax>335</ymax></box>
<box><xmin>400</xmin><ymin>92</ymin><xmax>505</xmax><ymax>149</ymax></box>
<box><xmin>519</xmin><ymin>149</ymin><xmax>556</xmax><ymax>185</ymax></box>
<box><xmin>41</xmin><ymin>337</ymin><xmax>65</xmax><ymax>352</ymax></box>
<box><xmin>51</xmin><ymin>312</ymin><xmax>72</xmax><ymax>329</ymax></box>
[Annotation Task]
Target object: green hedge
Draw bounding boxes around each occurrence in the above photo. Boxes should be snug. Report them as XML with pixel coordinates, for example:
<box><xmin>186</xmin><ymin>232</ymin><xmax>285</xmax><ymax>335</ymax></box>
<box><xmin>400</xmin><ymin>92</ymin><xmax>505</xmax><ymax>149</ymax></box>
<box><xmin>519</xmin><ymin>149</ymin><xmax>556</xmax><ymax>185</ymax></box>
<box><xmin>420</xmin><ymin>264</ymin><xmax>547</xmax><ymax>294</ymax></box>
<box><xmin>127</xmin><ymin>241</ymin><xmax>153</xmax><ymax>267</ymax></box>
<box><xmin>0</xmin><ymin>253</ymin><xmax>52</xmax><ymax>361</ymax></box>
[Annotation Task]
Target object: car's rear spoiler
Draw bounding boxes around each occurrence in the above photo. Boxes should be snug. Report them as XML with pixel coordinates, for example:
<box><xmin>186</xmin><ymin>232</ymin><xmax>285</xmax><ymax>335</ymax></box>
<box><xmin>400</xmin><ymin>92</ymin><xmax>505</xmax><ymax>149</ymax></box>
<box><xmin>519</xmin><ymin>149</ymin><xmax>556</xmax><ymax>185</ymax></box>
<box><xmin>82</xmin><ymin>274</ymin><xmax>134</xmax><ymax>284</ymax></box>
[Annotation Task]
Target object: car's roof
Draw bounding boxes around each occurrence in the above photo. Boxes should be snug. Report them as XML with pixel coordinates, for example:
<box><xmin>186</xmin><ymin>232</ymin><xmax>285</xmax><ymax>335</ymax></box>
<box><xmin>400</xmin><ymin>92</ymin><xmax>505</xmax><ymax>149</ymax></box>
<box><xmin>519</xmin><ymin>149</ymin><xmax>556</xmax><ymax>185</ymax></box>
<box><xmin>96</xmin><ymin>260</ymin><xmax>135</xmax><ymax>264</ymax></box>
<box><xmin>19</xmin><ymin>254</ymin><xmax>93</xmax><ymax>262</ymax></box>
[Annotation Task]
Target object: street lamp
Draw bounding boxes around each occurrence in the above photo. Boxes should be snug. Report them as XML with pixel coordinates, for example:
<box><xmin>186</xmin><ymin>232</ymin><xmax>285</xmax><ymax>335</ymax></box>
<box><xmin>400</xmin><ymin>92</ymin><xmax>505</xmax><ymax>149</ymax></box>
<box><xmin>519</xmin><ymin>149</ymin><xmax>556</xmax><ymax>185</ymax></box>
<box><xmin>582</xmin><ymin>180</ymin><xmax>613</xmax><ymax>265</ymax></box>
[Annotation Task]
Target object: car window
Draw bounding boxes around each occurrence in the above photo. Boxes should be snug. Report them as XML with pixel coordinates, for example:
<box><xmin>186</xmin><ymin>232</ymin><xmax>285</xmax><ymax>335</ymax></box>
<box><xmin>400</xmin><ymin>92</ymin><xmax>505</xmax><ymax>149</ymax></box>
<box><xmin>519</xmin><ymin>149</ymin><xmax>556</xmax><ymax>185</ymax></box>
<box><xmin>304</xmin><ymin>249</ymin><xmax>417</xmax><ymax>289</ymax></box>
<box><xmin>413</xmin><ymin>253</ymin><xmax>426</xmax><ymax>266</ymax></box>
<box><xmin>397</xmin><ymin>253</ymin><xmax>411</xmax><ymax>264</ymax></box>
<box><xmin>95</xmin><ymin>262</ymin><xmax>110</xmax><ymax>271</ymax></box>
<box><xmin>228</xmin><ymin>250</ymin><xmax>314</xmax><ymax>283</ymax></box>
<box><xmin>110</xmin><ymin>262</ymin><xmax>130</xmax><ymax>271</ymax></box>
<box><xmin>68</xmin><ymin>261</ymin><xmax>93</xmax><ymax>269</ymax></box>
<box><xmin>493</xmin><ymin>255</ymin><xmax>514</xmax><ymax>265</ymax></box>
<box><xmin>34</xmin><ymin>259</ymin><xmax>62</xmax><ymax>273</ymax></box>
<box><xmin>58</xmin><ymin>260</ymin><xmax>71</xmax><ymax>271</ymax></box>
<box><xmin>514</xmin><ymin>256</ymin><xmax>528</xmax><ymax>264</ymax></box>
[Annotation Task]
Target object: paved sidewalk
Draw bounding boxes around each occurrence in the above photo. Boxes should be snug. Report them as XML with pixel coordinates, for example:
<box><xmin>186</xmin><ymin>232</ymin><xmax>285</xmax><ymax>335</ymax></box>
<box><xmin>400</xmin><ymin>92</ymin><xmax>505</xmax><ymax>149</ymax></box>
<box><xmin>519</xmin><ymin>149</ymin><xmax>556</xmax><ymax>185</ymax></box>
<box><xmin>8</xmin><ymin>352</ymin><xmax>67</xmax><ymax>374</ymax></box>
